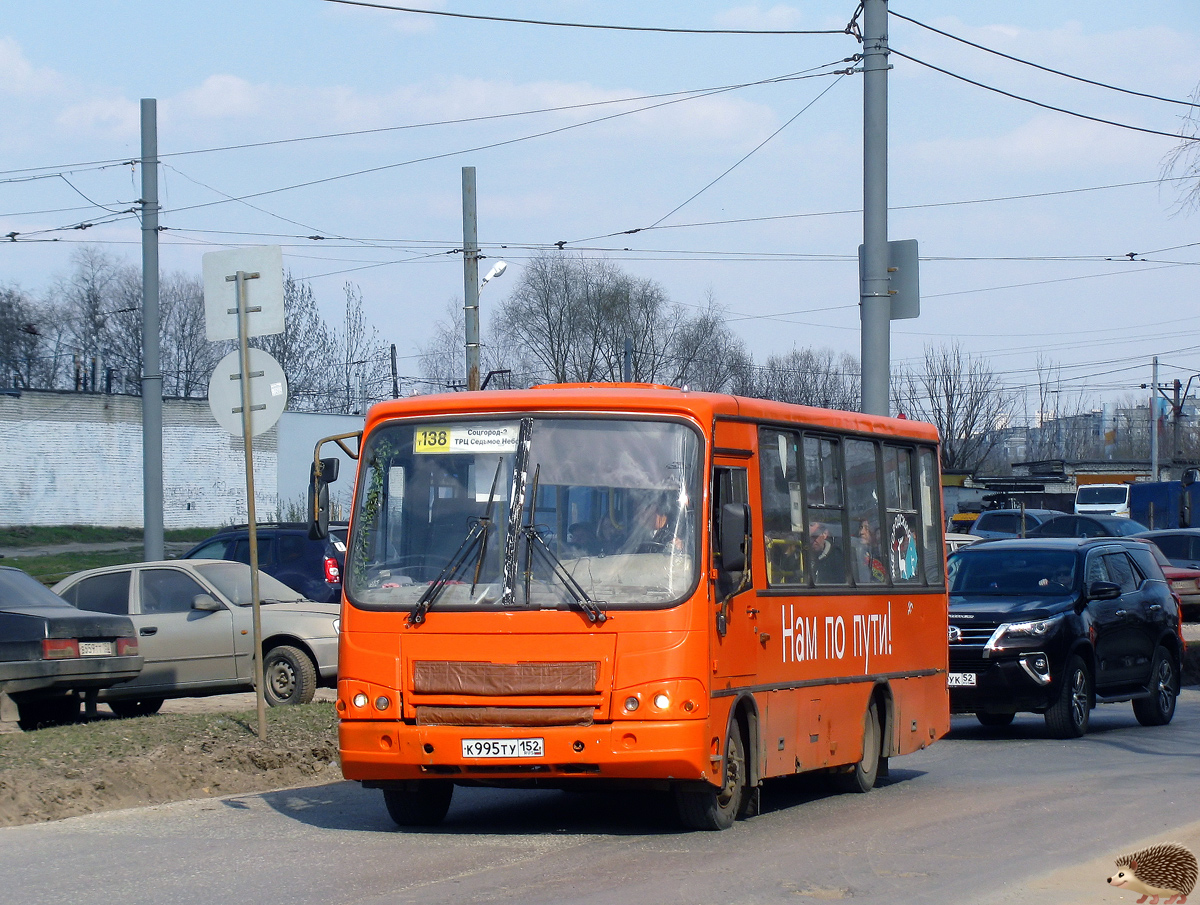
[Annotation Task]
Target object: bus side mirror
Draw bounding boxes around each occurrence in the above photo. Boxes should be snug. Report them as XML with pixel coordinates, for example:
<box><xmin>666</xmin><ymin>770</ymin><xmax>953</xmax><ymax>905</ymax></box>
<box><xmin>719</xmin><ymin>503</ymin><xmax>750</xmax><ymax>573</ymax></box>
<box><xmin>308</xmin><ymin>457</ymin><xmax>340</xmax><ymax>540</ymax></box>
<box><xmin>1183</xmin><ymin>468</ymin><xmax>1199</xmax><ymax>487</ymax></box>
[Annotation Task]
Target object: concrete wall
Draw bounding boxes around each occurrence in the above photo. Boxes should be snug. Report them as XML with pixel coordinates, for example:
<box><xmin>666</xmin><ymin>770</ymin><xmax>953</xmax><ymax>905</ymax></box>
<box><xmin>0</xmin><ymin>390</ymin><xmax>287</xmax><ymax>529</ymax></box>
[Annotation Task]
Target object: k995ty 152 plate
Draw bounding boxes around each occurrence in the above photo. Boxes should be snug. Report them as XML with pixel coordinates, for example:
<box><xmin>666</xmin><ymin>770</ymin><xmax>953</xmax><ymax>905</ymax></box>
<box><xmin>461</xmin><ymin>738</ymin><xmax>545</xmax><ymax>759</ymax></box>
<box><xmin>78</xmin><ymin>641</ymin><xmax>115</xmax><ymax>657</ymax></box>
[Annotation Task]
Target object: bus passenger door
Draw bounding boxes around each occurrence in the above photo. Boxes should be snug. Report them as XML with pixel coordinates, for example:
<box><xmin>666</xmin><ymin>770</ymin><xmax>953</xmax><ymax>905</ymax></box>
<box><xmin>711</xmin><ymin>463</ymin><xmax>758</xmax><ymax>684</ymax></box>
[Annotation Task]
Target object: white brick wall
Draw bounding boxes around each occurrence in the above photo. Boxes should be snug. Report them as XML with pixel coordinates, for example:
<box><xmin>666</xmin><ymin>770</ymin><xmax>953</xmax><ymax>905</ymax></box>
<box><xmin>0</xmin><ymin>390</ymin><xmax>278</xmax><ymax>529</ymax></box>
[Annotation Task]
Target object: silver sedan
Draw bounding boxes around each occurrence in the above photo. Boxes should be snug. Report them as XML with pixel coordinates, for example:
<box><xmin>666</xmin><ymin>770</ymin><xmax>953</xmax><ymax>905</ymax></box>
<box><xmin>54</xmin><ymin>560</ymin><xmax>339</xmax><ymax>716</ymax></box>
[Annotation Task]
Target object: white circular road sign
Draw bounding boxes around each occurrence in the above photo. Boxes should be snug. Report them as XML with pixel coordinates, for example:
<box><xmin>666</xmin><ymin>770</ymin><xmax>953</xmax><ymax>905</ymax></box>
<box><xmin>208</xmin><ymin>348</ymin><xmax>288</xmax><ymax>437</ymax></box>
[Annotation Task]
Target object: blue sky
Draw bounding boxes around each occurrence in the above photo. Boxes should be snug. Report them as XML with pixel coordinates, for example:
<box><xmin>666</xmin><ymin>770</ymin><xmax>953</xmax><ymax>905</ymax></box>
<box><xmin>2</xmin><ymin>1</ymin><xmax>1197</xmax><ymax>412</ymax></box>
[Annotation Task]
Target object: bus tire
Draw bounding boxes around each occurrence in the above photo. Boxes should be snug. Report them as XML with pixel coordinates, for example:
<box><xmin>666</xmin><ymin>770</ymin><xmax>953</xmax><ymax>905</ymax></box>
<box><xmin>382</xmin><ymin>782</ymin><xmax>454</xmax><ymax>827</ymax></box>
<box><xmin>835</xmin><ymin>696</ymin><xmax>882</xmax><ymax>794</ymax></box>
<box><xmin>674</xmin><ymin>724</ymin><xmax>747</xmax><ymax>831</ymax></box>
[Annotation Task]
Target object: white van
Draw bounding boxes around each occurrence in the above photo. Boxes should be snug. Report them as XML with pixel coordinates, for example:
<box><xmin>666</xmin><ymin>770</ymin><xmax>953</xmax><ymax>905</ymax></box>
<box><xmin>1074</xmin><ymin>483</ymin><xmax>1131</xmax><ymax>518</ymax></box>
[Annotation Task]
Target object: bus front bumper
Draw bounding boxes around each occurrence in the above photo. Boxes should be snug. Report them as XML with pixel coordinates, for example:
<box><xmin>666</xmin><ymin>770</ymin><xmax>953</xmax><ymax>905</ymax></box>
<box><xmin>340</xmin><ymin>718</ymin><xmax>713</xmax><ymax>783</ymax></box>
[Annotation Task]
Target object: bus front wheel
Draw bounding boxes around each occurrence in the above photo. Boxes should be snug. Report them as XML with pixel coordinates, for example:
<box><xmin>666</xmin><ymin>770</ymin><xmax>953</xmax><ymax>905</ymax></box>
<box><xmin>382</xmin><ymin>781</ymin><xmax>454</xmax><ymax>827</ymax></box>
<box><xmin>674</xmin><ymin>724</ymin><xmax>748</xmax><ymax>831</ymax></box>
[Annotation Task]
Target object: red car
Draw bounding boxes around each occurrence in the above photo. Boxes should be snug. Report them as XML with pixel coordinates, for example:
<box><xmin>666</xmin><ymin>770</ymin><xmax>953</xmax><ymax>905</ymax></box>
<box><xmin>1126</xmin><ymin>538</ymin><xmax>1200</xmax><ymax>621</ymax></box>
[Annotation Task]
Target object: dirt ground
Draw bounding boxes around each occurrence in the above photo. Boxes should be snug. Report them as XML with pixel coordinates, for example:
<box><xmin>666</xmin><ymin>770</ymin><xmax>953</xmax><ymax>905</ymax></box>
<box><xmin>0</xmin><ymin>690</ymin><xmax>340</xmax><ymax>827</ymax></box>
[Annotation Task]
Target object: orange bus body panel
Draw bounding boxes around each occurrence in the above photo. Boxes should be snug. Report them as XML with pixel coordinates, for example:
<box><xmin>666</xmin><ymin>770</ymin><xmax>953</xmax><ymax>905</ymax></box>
<box><xmin>336</xmin><ymin>385</ymin><xmax>948</xmax><ymax>791</ymax></box>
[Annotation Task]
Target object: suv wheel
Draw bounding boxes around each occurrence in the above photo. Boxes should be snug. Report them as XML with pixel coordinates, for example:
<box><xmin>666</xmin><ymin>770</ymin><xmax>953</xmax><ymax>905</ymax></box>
<box><xmin>1132</xmin><ymin>646</ymin><xmax>1178</xmax><ymax>727</ymax></box>
<box><xmin>1044</xmin><ymin>655</ymin><xmax>1091</xmax><ymax>739</ymax></box>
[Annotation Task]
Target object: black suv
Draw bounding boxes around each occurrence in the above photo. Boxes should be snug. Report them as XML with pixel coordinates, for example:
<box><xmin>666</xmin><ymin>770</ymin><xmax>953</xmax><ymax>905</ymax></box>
<box><xmin>181</xmin><ymin>523</ymin><xmax>347</xmax><ymax>603</ymax></box>
<box><xmin>947</xmin><ymin>537</ymin><xmax>1182</xmax><ymax>738</ymax></box>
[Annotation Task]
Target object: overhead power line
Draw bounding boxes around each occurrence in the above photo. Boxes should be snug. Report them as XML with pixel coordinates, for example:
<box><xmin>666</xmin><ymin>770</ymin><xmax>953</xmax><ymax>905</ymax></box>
<box><xmin>890</xmin><ymin>48</ymin><xmax>1199</xmax><ymax>142</ymax></box>
<box><xmin>0</xmin><ymin>67</ymin><xmax>843</xmax><ymax>179</ymax></box>
<box><xmin>889</xmin><ymin>9</ymin><xmax>1199</xmax><ymax>108</ymax></box>
<box><xmin>158</xmin><ymin>68</ymin><xmax>846</xmax><ymax>218</ymax></box>
<box><xmin>320</xmin><ymin>0</ymin><xmax>851</xmax><ymax>35</ymax></box>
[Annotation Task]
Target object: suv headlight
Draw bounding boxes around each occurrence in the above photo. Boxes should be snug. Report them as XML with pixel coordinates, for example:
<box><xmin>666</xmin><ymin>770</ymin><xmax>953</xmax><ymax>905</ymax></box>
<box><xmin>985</xmin><ymin>614</ymin><xmax>1064</xmax><ymax>653</ymax></box>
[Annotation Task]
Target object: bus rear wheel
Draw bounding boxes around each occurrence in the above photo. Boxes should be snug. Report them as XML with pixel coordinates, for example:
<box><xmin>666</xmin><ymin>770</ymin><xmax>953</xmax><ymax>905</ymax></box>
<box><xmin>382</xmin><ymin>781</ymin><xmax>454</xmax><ymax>828</ymax></box>
<box><xmin>674</xmin><ymin>724</ymin><xmax>748</xmax><ymax>831</ymax></box>
<box><xmin>835</xmin><ymin>697</ymin><xmax>882</xmax><ymax>794</ymax></box>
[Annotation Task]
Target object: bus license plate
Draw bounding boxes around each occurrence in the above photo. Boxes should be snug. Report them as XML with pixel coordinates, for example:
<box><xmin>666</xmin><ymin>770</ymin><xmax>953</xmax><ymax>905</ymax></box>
<box><xmin>78</xmin><ymin>641</ymin><xmax>114</xmax><ymax>657</ymax></box>
<box><xmin>461</xmin><ymin>738</ymin><xmax>545</xmax><ymax>759</ymax></box>
<box><xmin>947</xmin><ymin>672</ymin><xmax>977</xmax><ymax>687</ymax></box>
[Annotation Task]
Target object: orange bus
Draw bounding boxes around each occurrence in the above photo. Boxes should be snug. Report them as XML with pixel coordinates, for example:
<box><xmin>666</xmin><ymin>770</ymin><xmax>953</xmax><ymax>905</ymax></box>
<box><xmin>309</xmin><ymin>384</ymin><xmax>949</xmax><ymax>830</ymax></box>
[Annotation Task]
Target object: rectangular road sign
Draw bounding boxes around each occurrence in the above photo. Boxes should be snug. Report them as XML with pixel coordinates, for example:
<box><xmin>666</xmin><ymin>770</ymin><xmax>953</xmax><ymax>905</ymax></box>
<box><xmin>202</xmin><ymin>246</ymin><xmax>286</xmax><ymax>341</ymax></box>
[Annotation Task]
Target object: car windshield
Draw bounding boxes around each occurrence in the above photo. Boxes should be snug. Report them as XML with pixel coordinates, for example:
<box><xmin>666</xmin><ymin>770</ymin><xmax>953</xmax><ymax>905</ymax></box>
<box><xmin>193</xmin><ymin>562</ymin><xmax>306</xmax><ymax>604</ymax></box>
<box><xmin>346</xmin><ymin>416</ymin><xmax>702</xmax><ymax>611</ymax></box>
<box><xmin>1077</xmin><ymin>486</ymin><xmax>1128</xmax><ymax>505</ymax></box>
<box><xmin>949</xmin><ymin>549</ymin><xmax>1079</xmax><ymax>595</ymax></box>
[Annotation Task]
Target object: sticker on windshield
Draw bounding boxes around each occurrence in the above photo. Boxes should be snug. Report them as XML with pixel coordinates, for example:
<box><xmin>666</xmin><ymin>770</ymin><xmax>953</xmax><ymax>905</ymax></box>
<box><xmin>414</xmin><ymin>423</ymin><xmax>519</xmax><ymax>455</ymax></box>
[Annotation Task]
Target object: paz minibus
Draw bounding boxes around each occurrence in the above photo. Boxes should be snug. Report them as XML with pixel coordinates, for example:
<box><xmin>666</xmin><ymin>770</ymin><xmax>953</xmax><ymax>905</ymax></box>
<box><xmin>309</xmin><ymin>384</ymin><xmax>950</xmax><ymax>830</ymax></box>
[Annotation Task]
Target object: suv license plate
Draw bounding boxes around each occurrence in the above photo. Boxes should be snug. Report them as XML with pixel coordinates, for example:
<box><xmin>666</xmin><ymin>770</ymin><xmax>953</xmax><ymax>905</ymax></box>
<box><xmin>78</xmin><ymin>641</ymin><xmax>114</xmax><ymax>657</ymax></box>
<box><xmin>948</xmin><ymin>672</ymin><xmax>977</xmax><ymax>687</ymax></box>
<box><xmin>461</xmin><ymin>738</ymin><xmax>545</xmax><ymax>759</ymax></box>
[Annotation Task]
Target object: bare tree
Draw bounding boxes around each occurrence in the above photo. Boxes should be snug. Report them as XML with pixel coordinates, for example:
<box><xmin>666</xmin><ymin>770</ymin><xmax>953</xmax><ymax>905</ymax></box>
<box><xmin>491</xmin><ymin>251</ymin><xmax>747</xmax><ymax>389</ymax></box>
<box><xmin>51</xmin><ymin>246</ymin><xmax>121</xmax><ymax>390</ymax></box>
<box><xmin>1162</xmin><ymin>82</ymin><xmax>1200</xmax><ymax>211</ymax></box>
<box><xmin>733</xmin><ymin>347</ymin><xmax>860</xmax><ymax>411</ymax></box>
<box><xmin>418</xmin><ymin>298</ymin><xmax>523</xmax><ymax>392</ymax></box>
<box><xmin>333</xmin><ymin>282</ymin><xmax>391</xmax><ymax>413</ymax></box>
<box><xmin>250</xmin><ymin>274</ymin><xmax>337</xmax><ymax>410</ymax></box>
<box><xmin>162</xmin><ymin>272</ymin><xmax>225</xmax><ymax>398</ymax></box>
<box><xmin>0</xmin><ymin>286</ymin><xmax>59</xmax><ymax>389</ymax></box>
<box><xmin>894</xmin><ymin>343</ymin><xmax>1016</xmax><ymax>473</ymax></box>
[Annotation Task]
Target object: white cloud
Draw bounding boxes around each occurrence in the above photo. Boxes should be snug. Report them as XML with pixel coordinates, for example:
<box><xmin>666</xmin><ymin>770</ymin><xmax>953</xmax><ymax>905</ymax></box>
<box><xmin>714</xmin><ymin>4</ymin><xmax>804</xmax><ymax>30</ymax></box>
<box><xmin>0</xmin><ymin>36</ymin><xmax>63</xmax><ymax>97</ymax></box>
<box><xmin>902</xmin><ymin>112</ymin><xmax>1159</xmax><ymax>174</ymax></box>
<box><xmin>55</xmin><ymin>97</ymin><xmax>139</xmax><ymax>139</ymax></box>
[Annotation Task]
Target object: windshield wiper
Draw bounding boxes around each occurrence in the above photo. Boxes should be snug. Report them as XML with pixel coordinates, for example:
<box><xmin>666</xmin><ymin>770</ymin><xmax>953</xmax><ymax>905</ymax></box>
<box><xmin>408</xmin><ymin>457</ymin><xmax>505</xmax><ymax>626</ymax></box>
<box><xmin>519</xmin><ymin>464</ymin><xmax>608</xmax><ymax>625</ymax></box>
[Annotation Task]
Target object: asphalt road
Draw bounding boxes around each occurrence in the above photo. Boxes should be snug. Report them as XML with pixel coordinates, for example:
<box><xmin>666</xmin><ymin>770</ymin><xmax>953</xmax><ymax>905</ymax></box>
<box><xmin>4</xmin><ymin>689</ymin><xmax>1199</xmax><ymax>905</ymax></box>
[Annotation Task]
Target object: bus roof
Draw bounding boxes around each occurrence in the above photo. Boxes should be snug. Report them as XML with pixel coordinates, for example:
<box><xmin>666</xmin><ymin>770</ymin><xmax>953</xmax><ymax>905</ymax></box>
<box><xmin>363</xmin><ymin>384</ymin><xmax>939</xmax><ymax>444</ymax></box>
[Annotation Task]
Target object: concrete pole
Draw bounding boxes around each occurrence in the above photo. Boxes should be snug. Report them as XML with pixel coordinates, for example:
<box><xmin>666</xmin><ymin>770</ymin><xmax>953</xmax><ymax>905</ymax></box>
<box><xmin>140</xmin><ymin>99</ymin><xmax>164</xmax><ymax>561</ymax></box>
<box><xmin>859</xmin><ymin>0</ymin><xmax>891</xmax><ymax>416</ymax></box>
<box><xmin>462</xmin><ymin>167</ymin><xmax>481</xmax><ymax>391</ymax></box>
<box><xmin>1151</xmin><ymin>356</ymin><xmax>1159</xmax><ymax>480</ymax></box>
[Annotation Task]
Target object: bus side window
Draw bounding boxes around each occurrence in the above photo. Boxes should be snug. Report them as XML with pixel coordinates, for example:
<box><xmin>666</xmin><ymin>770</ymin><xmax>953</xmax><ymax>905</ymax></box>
<box><xmin>758</xmin><ymin>428</ymin><xmax>805</xmax><ymax>586</ymax></box>
<box><xmin>883</xmin><ymin>445</ymin><xmax>923</xmax><ymax>584</ymax></box>
<box><xmin>713</xmin><ymin>466</ymin><xmax>750</xmax><ymax>598</ymax></box>
<box><xmin>805</xmin><ymin>435</ymin><xmax>849</xmax><ymax>586</ymax></box>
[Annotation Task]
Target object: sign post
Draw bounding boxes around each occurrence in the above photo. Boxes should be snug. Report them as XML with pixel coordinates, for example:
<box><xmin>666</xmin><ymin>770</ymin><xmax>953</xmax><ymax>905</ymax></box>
<box><xmin>203</xmin><ymin>247</ymin><xmax>286</xmax><ymax>740</ymax></box>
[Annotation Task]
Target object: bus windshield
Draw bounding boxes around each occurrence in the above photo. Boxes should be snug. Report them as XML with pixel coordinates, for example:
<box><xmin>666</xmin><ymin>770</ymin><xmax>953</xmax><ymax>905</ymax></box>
<box><xmin>346</xmin><ymin>416</ymin><xmax>702</xmax><ymax>612</ymax></box>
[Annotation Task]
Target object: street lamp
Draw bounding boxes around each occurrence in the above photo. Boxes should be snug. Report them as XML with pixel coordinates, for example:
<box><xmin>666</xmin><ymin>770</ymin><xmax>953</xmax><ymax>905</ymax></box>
<box><xmin>466</xmin><ymin>260</ymin><xmax>507</xmax><ymax>391</ymax></box>
<box><xmin>481</xmin><ymin>260</ymin><xmax>507</xmax><ymax>288</ymax></box>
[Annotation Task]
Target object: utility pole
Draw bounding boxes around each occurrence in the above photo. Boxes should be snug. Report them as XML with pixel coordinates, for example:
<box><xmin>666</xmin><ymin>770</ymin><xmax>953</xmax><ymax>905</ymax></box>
<box><xmin>140</xmin><ymin>98</ymin><xmax>164</xmax><ymax>562</ymax></box>
<box><xmin>1150</xmin><ymin>356</ymin><xmax>1159</xmax><ymax>481</ymax></box>
<box><xmin>462</xmin><ymin>167</ymin><xmax>481</xmax><ymax>392</ymax></box>
<box><xmin>859</xmin><ymin>0</ymin><xmax>890</xmax><ymax>416</ymax></box>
